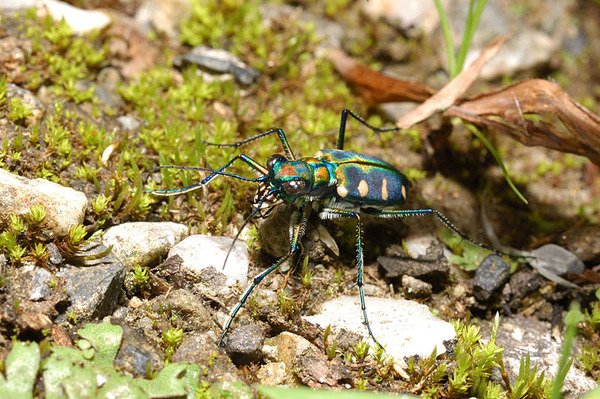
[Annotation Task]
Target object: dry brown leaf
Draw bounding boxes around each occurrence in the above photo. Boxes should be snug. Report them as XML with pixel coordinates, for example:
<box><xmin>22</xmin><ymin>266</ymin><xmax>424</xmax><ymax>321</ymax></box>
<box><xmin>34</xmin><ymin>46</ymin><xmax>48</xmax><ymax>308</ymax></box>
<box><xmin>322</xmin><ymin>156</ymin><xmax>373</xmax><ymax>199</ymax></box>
<box><xmin>449</xmin><ymin>80</ymin><xmax>600</xmax><ymax>165</ymax></box>
<box><xmin>327</xmin><ymin>49</ymin><xmax>434</xmax><ymax>105</ymax></box>
<box><xmin>331</xmin><ymin>48</ymin><xmax>600</xmax><ymax>166</ymax></box>
<box><xmin>396</xmin><ymin>37</ymin><xmax>506</xmax><ymax>129</ymax></box>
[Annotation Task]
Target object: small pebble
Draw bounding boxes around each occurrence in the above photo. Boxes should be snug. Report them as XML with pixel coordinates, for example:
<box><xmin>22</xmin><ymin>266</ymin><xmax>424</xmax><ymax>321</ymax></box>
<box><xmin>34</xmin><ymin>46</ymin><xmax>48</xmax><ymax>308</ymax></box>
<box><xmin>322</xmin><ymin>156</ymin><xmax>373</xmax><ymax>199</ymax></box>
<box><xmin>169</xmin><ymin>235</ymin><xmax>249</xmax><ymax>287</ymax></box>
<box><xmin>473</xmin><ymin>254</ymin><xmax>510</xmax><ymax>302</ymax></box>
<box><xmin>401</xmin><ymin>275</ymin><xmax>432</xmax><ymax>298</ymax></box>
<box><xmin>224</xmin><ymin>323</ymin><xmax>264</xmax><ymax>365</ymax></box>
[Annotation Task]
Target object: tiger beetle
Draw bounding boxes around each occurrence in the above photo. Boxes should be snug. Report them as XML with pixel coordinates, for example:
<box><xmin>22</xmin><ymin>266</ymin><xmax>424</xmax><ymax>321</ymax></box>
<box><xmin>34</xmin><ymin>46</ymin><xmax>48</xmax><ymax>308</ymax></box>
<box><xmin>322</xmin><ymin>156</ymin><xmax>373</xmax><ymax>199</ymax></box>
<box><xmin>146</xmin><ymin>109</ymin><xmax>499</xmax><ymax>348</ymax></box>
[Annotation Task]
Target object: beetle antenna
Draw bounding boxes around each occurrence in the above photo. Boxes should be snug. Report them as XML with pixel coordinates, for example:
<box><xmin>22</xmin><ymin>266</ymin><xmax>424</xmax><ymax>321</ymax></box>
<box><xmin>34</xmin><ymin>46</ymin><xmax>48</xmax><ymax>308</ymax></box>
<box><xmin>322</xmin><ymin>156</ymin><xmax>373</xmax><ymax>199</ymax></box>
<box><xmin>222</xmin><ymin>188</ymin><xmax>278</xmax><ymax>271</ymax></box>
<box><xmin>144</xmin><ymin>165</ymin><xmax>266</xmax><ymax>196</ymax></box>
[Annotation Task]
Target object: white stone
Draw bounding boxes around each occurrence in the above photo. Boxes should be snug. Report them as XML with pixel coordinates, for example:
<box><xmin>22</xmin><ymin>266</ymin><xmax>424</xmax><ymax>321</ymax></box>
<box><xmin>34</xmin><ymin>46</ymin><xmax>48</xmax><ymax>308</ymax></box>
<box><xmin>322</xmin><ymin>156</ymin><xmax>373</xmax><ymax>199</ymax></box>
<box><xmin>0</xmin><ymin>169</ymin><xmax>87</xmax><ymax>239</ymax></box>
<box><xmin>303</xmin><ymin>296</ymin><xmax>455</xmax><ymax>364</ymax></box>
<box><xmin>102</xmin><ymin>222</ymin><xmax>188</xmax><ymax>269</ymax></box>
<box><xmin>169</xmin><ymin>235</ymin><xmax>249</xmax><ymax>286</ymax></box>
<box><xmin>404</xmin><ymin>234</ymin><xmax>439</xmax><ymax>258</ymax></box>
<box><xmin>1</xmin><ymin>0</ymin><xmax>111</xmax><ymax>34</ymax></box>
<box><xmin>485</xmin><ymin>315</ymin><xmax>596</xmax><ymax>398</ymax></box>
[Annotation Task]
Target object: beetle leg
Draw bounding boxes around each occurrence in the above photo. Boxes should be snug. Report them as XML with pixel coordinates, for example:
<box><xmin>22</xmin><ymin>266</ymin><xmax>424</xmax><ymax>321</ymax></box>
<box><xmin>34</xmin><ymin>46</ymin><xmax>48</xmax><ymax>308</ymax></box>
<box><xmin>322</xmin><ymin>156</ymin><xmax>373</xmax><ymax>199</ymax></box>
<box><xmin>203</xmin><ymin>128</ymin><xmax>296</xmax><ymax>160</ymax></box>
<box><xmin>362</xmin><ymin>207</ymin><xmax>500</xmax><ymax>254</ymax></box>
<box><xmin>219</xmin><ymin>205</ymin><xmax>311</xmax><ymax>346</ymax></box>
<box><xmin>336</xmin><ymin>109</ymin><xmax>402</xmax><ymax>150</ymax></box>
<box><xmin>319</xmin><ymin>207</ymin><xmax>383</xmax><ymax>349</ymax></box>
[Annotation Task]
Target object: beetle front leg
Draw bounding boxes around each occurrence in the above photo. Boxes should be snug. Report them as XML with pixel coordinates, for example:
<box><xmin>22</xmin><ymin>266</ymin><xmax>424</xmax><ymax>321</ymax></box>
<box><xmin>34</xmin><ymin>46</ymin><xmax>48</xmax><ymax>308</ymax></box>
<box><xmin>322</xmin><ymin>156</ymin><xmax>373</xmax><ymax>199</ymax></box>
<box><xmin>219</xmin><ymin>205</ymin><xmax>310</xmax><ymax>346</ymax></box>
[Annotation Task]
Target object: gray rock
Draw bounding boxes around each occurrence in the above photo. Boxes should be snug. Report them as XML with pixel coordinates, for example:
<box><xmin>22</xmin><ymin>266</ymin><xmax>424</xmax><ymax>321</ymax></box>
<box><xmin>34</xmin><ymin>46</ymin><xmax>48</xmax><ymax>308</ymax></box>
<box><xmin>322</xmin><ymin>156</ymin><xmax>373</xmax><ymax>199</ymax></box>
<box><xmin>258</xmin><ymin>205</ymin><xmax>293</xmax><ymax>258</ymax></box>
<box><xmin>530</xmin><ymin>244</ymin><xmax>584</xmax><ymax>276</ymax></box>
<box><xmin>29</xmin><ymin>267</ymin><xmax>54</xmax><ymax>301</ymax></box>
<box><xmin>507</xmin><ymin>268</ymin><xmax>546</xmax><ymax>310</ymax></box>
<box><xmin>256</xmin><ymin>361</ymin><xmax>287</xmax><ymax>385</ymax></box>
<box><xmin>175</xmin><ymin>46</ymin><xmax>260</xmax><ymax>85</ymax></box>
<box><xmin>224</xmin><ymin>323</ymin><xmax>265</xmax><ymax>365</ymax></box>
<box><xmin>0</xmin><ymin>169</ymin><xmax>88</xmax><ymax>239</ymax></box>
<box><xmin>116</xmin><ymin>115</ymin><xmax>141</xmax><ymax>131</ymax></box>
<box><xmin>262</xmin><ymin>332</ymin><xmax>351</xmax><ymax>387</ymax></box>
<box><xmin>363</xmin><ymin>0</ymin><xmax>440</xmax><ymax>37</ymax></box>
<box><xmin>114</xmin><ymin>325</ymin><xmax>162</xmax><ymax>377</ymax></box>
<box><xmin>403</xmin><ymin>234</ymin><xmax>440</xmax><ymax>259</ymax></box>
<box><xmin>473</xmin><ymin>254</ymin><xmax>510</xmax><ymax>302</ymax></box>
<box><xmin>378</xmin><ymin>241</ymin><xmax>449</xmax><ymax>287</ymax></box>
<box><xmin>46</xmin><ymin>243</ymin><xmax>63</xmax><ymax>267</ymax></box>
<box><xmin>11</xmin><ymin>265</ymin><xmax>54</xmax><ymax>302</ymax></box>
<box><xmin>149</xmin><ymin>289</ymin><xmax>215</xmax><ymax>333</ymax></box>
<box><xmin>0</xmin><ymin>0</ymin><xmax>111</xmax><ymax>34</ymax></box>
<box><xmin>478</xmin><ymin>30</ymin><xmax>559</xmax><ymax>80</ymax></box>
<box><xmin>102</xmin><ymin>222</ymin><xmax>188</xmax><ymax>269</ymax></box>
<box><xmin>57</xmin><ymin>258</ymin><xmax>125</xmax><ymax>320</ymax></box>
<box><xmin>303</xmin><ymin>296</ymin><xmax>455</xmax><ymax>365</ymax></box>
<box><xmin>173</xmin><ymin>331</ymin><xmax>241</xmax><ymax>382</ymax></box>
<box><xmin>169</xmin><ymin>235</ymin><xmax>249</xmax><ymax>287</ymax></box>
<box><xmin>75</xmin><ymin>80</ymin><xmax>124</xmax><ymax>110</ymax></box>
<box><xmin>483</xmin><ymin>315</ymin><xmax>596</xmax><ymax>398</ymax></box>
<box><xmin>135</xmin><ymin>0</ymin><xmax>192</xmax><ymax>39</ymax></box>
<box><xmin>401</xmin><ymin>275</ymin><xmax>433</xmax><ymax>298</ymax></box>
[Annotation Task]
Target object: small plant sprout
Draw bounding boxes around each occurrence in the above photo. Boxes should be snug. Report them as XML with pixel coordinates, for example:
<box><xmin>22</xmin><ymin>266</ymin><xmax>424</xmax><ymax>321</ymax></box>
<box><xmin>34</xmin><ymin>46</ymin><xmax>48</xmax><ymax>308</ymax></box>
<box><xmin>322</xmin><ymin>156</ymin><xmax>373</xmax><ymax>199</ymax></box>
<box><xmin>131</xmin><ymin>265</ymin><xmax>150</xmax><ymax>288</ymax></box>
<box><xmin>7</xmin><ymin>97</ymin><xmax>33</xmax><ymax>125</ymax></box>
<box><xmin>334</xmin><ymin>269</ymin><xmax>344</xmax><ymax>288</ymax></box>
<box><xmin>323</xmin><ymin>325</ymin><xmax>338</xmax><ymax>360</ymax></box>
<box><xmin>9</xmin><ymin>244</ymin><xmax>26</xmax><ymax>262</ymax></box>
<box><xmin>354</xmin><ymin>377</ymin><xmax>368</xmax><ymax>391</ymax></box>
<box><xmin>75</xmin><ymin>163</ymin><xmax>98</xmax><ymax>183</ymax></box>
<box><xmin>27</xmin><ymin>204</ymin><xmax>47</xmax><ymax>225</ymax></box>
<box><xmin>66</xmin><ymin>310</ymin><xmax>78</xmax><ymax>324</ymax></box>
<box><xmin>9</xmin><ymin>214</ymin><xmax>27</xmax><ymax>235</ymax></box>
<box><xmin>91</xmin><ymin>194</ymin><xmax>111</xmax><ymax>214</ymax></box>
<box><xmin>354</xmin><ymin>340</ymin><xmax>370</xmax><ymax>362</ymax></box>
<box><xmin>300</xmin><ymin>256</ymin><xmax>313</xmax><ymax>288</ymax></box>
<box><xmin>68</xmin><ymin>224</ymin><xmax>87</xmax><ymax>247</ymax></box>
<box><xmin>277</xmin><ymin>291</ymin><xmax>298</xmax><ymax>318</ymax></box>
<box><xmin>162</xmin><ymin>327</ymin><xmax>184</xmax><ymax>362</ymax></box>
<box><xmin>32</xmin><ymin>242</ymin><xmax>47</xmax><ymax>260</ymax></box>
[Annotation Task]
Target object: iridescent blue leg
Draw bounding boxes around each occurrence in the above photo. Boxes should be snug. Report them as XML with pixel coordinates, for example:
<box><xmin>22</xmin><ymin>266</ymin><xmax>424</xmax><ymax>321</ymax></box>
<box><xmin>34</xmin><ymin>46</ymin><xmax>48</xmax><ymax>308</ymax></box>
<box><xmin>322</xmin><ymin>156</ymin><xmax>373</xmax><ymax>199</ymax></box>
<box><xmin>362</xmin><ymin>207</ymin><xmax>498</xmax><ymax>253</ymax></box>
<box><xmin>319</xmin><ymin>207</ymin><xmax>382</xmax><ymax>348</ymax></box>
<box><xmin>336</xmin><ymin>109</ymin><xmax>402</xmax><ymax>150</ymax></box>
<box><xmin>146</xmin><ymin>154</ymin><xmax>266</xmax><ymax>196</ymax></box>
<box><xmin>218</xmin><ymin>205</ymin><xmax>310</xmax><ymax>346</ymax></box>
<box><xmin>203</xmin><ymin>128</ymin><xmax>296</xmax><ymax>160</ymax></box>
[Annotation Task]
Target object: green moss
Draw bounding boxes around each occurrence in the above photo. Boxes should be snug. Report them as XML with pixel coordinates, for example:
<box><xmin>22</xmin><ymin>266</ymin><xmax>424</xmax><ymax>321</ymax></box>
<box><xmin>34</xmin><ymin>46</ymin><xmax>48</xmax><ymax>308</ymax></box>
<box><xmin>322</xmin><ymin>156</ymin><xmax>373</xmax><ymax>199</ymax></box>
<box><xmin>7</xmin><ymin>97</ymin><xmax>32</xmax><ymax>125</ymax></box>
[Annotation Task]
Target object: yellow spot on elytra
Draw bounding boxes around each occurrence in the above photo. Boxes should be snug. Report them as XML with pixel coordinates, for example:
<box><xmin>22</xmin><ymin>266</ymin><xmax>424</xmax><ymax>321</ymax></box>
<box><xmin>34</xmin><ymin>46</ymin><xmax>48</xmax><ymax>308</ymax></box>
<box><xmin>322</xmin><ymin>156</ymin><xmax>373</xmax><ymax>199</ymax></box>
<box><xmin>382</xmin><ymin>178</ymin><xmax>388</xmax><ymax>201</ymax></box>
<box><xmin>358</xmin><ymin>180</ymin><xmax>369</xmax><ymax>197</ymax></box>
<box><xmin>337</xmin><ymin>186</ymin><xmax>349</xmax><ymax>198</ymax></box>
<box><xmin>401</xmin><ymin>184</ymin><xmax>407</xmax><ymax>199</ymax></box>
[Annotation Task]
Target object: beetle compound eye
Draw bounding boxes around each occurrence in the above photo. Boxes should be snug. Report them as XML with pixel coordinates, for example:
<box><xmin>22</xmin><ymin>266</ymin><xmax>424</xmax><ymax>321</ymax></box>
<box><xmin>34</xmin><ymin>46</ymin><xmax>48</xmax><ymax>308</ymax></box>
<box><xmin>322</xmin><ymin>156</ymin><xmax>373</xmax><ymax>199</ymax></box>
<box><xmin>267</xmin><ymin>154</ymin><xmax>287</xmax><ymax>171</ymax></box>
<box><xmin>282</xmin><ymin>180</ymin><xmax>306</xmax><ymax>195</ymax></box>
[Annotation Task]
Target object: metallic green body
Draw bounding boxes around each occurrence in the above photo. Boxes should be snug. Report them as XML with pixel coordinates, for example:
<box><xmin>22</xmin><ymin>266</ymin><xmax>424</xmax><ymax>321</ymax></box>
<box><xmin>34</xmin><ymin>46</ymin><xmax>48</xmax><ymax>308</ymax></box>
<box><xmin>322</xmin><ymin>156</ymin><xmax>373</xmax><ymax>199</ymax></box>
<box><xmin>268</xmin><ymin>149</ymin><xmax>410</xmax><ymax>208</ymax></box>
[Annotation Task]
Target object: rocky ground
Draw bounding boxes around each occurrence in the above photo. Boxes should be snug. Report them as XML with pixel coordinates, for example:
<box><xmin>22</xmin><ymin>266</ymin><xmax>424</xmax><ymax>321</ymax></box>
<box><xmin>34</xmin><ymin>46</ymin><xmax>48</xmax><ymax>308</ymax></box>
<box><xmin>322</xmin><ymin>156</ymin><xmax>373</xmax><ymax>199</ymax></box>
<box><xmin>0</xmin><ymin>0</ymin><xmax>599</xmax><ymax>398</ymax></box>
